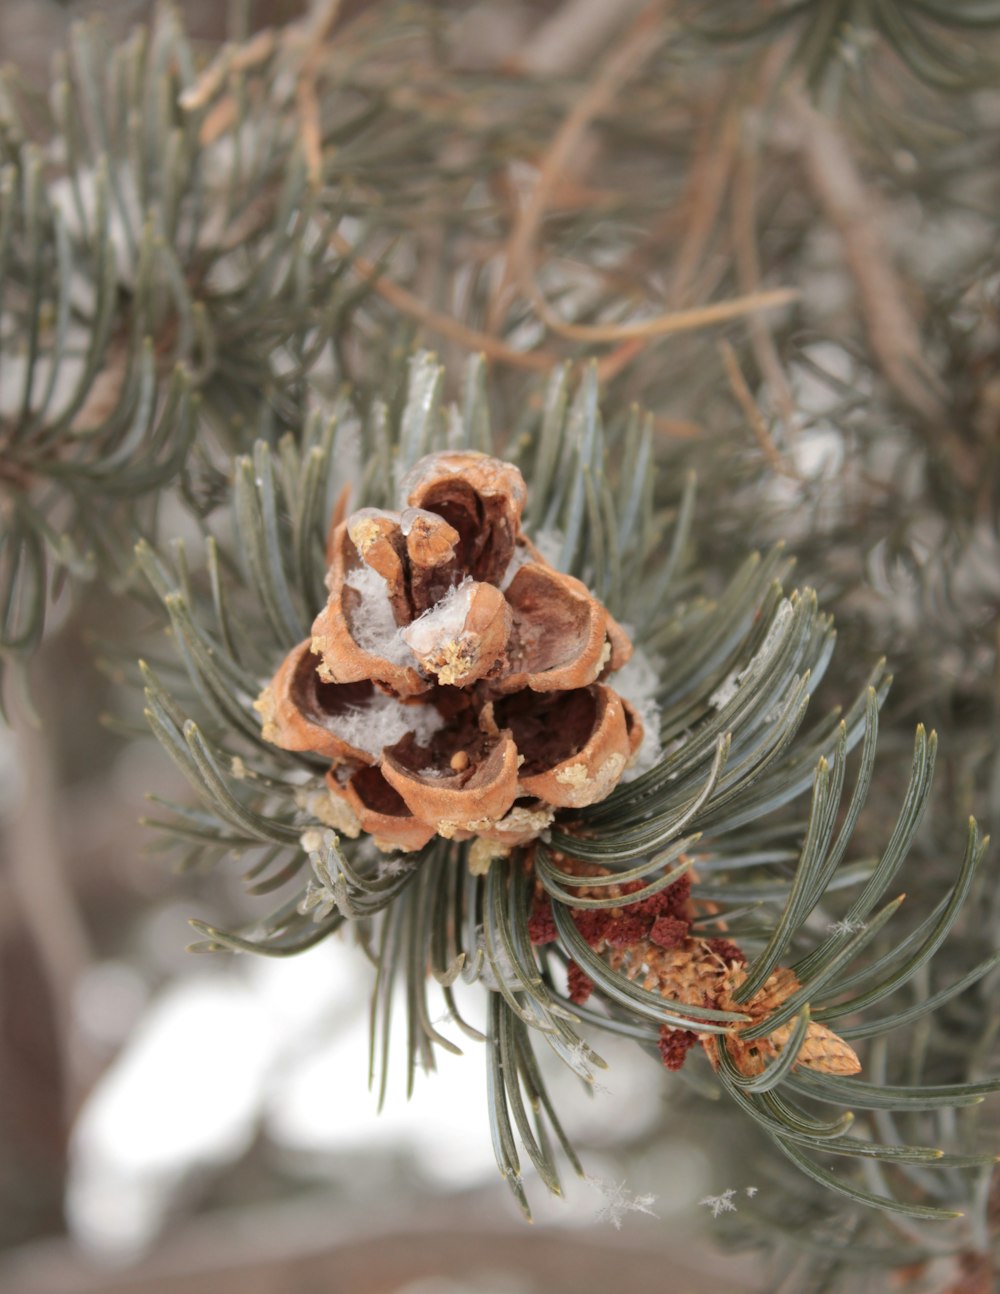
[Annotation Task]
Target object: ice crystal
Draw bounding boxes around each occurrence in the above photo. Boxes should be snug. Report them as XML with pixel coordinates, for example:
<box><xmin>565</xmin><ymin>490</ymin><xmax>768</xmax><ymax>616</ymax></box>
<box><xmin>563</xmin><ymin>1039</ymin><xmax>612</xmax><ymax>1094</ymax></box>
<box><xmin>327</xmin><ymin>688</ymin><xmax>444</xmax><ymax>757</ymax></box>
<box><xmin>589</xmin><ymin>1176</ymin><xmax>658</xmax><ymax>1229</ymax></box>
<box><xmin>700</xmin><ymin>1188</ymin><xmax>738</xmax><ymax>1218</ymax></box>
<box><xmin>297</xmin><ymin>836</ymin><xmax>340</xmax><ymax>921</ymax></box>
<box><xmin>827</xmin><ymin>917</ymin><xmax>867</xmax><ymax>935</ymax></box>
<box><xmin>612</xmin><ymin>644</ymin><xmax>664</xmax><ymax>781</ymax></box>
<box><xmin>343</xmin><ymin>564</ymin><xmax>418</xmax><ymax>667</ymax></box>
<box><xmin>377</xmin><ymin>854</ymin><xmax>417</xmax><ymax>880</ymax></box>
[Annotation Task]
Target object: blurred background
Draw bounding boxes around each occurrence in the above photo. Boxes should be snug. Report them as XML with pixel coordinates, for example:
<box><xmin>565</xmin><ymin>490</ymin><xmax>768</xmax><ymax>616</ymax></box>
<box><xmin>1</xmin><ymin>2</ymin><xmax>999</xmax><ymax>1292</ymax></box>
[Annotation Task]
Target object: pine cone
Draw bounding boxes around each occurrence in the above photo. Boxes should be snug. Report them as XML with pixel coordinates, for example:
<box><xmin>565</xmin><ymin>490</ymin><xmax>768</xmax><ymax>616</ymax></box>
<box><xmin>255</xmin><ymin>451</ymin><xmax>643</xmax><ymax>851</ymax></box>
<box><xmin>704</xmin><ymin>966</ymin><xmax>862</xmax><ymax>1079</ymax></box>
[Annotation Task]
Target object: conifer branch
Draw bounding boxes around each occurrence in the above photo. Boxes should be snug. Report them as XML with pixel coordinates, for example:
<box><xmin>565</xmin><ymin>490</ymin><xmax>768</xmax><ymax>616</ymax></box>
<box><xmin>136</xmin><ymin>351</ymin><xmax>995</xmax><ymax>1231</ymax></box>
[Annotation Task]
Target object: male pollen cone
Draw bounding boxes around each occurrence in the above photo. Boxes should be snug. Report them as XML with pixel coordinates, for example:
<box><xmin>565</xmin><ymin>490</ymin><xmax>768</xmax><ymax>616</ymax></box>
<box><xmin>542</xmin><ymin>860</ymin><xmax>862</xmax><ymax>1079</ymax></box>
<box><xmin>255</xmin><ymin>451</ymin><xmax>643</xmax><ymax>851</ymax></box>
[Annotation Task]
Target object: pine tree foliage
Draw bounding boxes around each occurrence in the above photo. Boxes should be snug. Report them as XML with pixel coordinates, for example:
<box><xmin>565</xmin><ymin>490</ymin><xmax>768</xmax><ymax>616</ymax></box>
<box><xmin>3</xmin><ymin>0</ymin><xmax>1000</xmax><ymax>702</ymax></box>
<box><xmin>0</xmin><ymin>9</ymin><xmax>334</xmax><ymax>691</ymax></box>
<box><xmin>138</xmin><ymin>351</ymin><xmax>995</xmax><ymax>1234</ymax></box>
<box><xmin>2</xmin><ymin>1</ymin><xmax>1000</xmax><ymax>1286</ymax></box>
<box><xmin>0</xmin><ymin>0</ymin><xmax>818</xmax><ymax>699</ymax></box>
<box><xmin>686</xmin><ymin>0</ymin><xmax>1000</xmax><ymax>92</ymax></box>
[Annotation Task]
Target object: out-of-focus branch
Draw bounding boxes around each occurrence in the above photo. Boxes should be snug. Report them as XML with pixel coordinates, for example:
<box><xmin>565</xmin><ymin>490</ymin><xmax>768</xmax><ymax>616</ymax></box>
<box><xmin>719</xmin><ymin>340</ymin><xmax>802</xmax><ymax>480</ymax></box>
<box><xmin>329</xmin><ymin>230</ymin><xmax>557</xmax><ymax>372</ymax></box>
<box><xmin>670</xmin><ymin>94</ymin><xmax>741</xmax><ymax>310</ymax></box>
<box><xmin>5</xmin><ymin>707</ymin><xmax>95</xmax><ymax>1118</ymax></box>
<box><xmin>731</xmin><ymin>43</ymin><xmax>798</xmax><ymax>428</ymax></box>
<box><xmin>506</xmin><ymin>0</ymin><xmax>650</xmax><ymax>78</ymax></box>
<box><xmin>494</xmin><ymin>2</ymin><xmax>669</xmax><ymax>332</ymax></box>
<box><xmin>791</xmin><ymin>92</ymin><xmax>950</xmax><ymax>428</ymax></box>
<box><xmin>539</xmin><ymin>285</ymin><xmax>799</xmax><ymax>344</ymax></box>
<box><xmin>494</xmin><ymin>6</ymin><xmax>798</xmax><ymax>366</ymax></box>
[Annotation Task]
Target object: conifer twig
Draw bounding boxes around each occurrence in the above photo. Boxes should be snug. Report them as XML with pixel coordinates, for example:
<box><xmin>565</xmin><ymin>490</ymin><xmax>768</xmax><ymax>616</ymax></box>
<box><xmin>296</xmin><ymin>0</ymin><xmax>342</xmax><ymax>188</ymax></box>
<box><xmin>733</xmin><ymin>142</ymin><xmax>796</xmax><ymax>432</ymax></box>
<box><xmin>497</xmin><ymin>6</ymin><xmax>799</xmax><ymax>353</ymax></box>
<box><xmin>649</xmin><ymin>414</ymin><xmax>704</xmax><ymax>440</ymax></box>
<box><xmin>731</xmin><ymin>43</ymin><xmax>798</xmax><ymax>430</ymax></box>
<box><xmin>543</xmin><ymin>285</ymin><xmax>800</xmax><ymax>344</ymax></box>
<box><xmin>669</xmin><ymin>92</ymin><xmax>741</xmax><ymax>310</ymax></box>
<box><xmin>506</xmin><ymin>0</ymin><xmax>650</xmax><ymax>78</ymax></box>
<box><xmin>596</xmin><ymin>85</ymin><xmax>740</xmax><ymax>385</ymax></box>
<box><xmin>178</xmin><ymin>28</ymin><xmax>277</xmax><ymax>113</ymax></box>
<box><xmin>495</xmin><ymin>1</ymin><xmax>669</xmax><ymax>332</ymax></box>
<box><xmin>328</xmin><ymin>230</ymin><xmax>557</xmax><ymax>372</ymax></box>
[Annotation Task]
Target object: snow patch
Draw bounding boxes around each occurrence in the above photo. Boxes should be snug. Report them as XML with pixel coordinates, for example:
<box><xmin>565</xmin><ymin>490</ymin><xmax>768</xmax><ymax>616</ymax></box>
<box><xmin>343</xmin><ymin>564</ymin><xmax>418</xmax><ymax>668</ymax></box>
<box><xmin>532</xmin><ymin>528</ymin><xmax>565</xmax><ymax>568</ymax></box>
<box><xmin>708</xmin><ymin>670</ymin><xmax>741</xmax><ymax>711</ymax></box>
<box><xmin>401</xmin><ymin>577</ymin><xmax>474</xmax><ymax>658</ymax></box>
<box><xmin>327</xmin><ymin>689</ymin><xmax>444</xmax><ymax>757</ymax></box>
<box><xmin>709</xmin><ymin>599</ymin><xmax>792</xmax><ymax>710</ymax></box>
<box><xmin>612</xmin><ymin>646</ymin><xmax>663</xmax><ymax>781</ymax></box>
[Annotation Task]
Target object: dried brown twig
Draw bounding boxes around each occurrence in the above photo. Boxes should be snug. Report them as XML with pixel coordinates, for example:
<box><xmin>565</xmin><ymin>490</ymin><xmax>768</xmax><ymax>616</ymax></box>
<box><xmin>497</xmin><ymin>3</ymin><xmax>667</xmax><ymax>325</ymax></box>
<box><xmin>731</xmin><ymin>44</ymin><xmax>798</xmax><ymax>429</ymax></box>
<box><xmin>669</xmin><ymin>92</ymin><xmax>741</xmax><ymax>310</ymax></box>
<box><xmin>719</xmin><ymin>339</ymin><xmax>802</xmax><ymax>479</ymax></box>
<box><xmin>329</xmin><ymin>229</ymin><xmax>557</xmax><ymax>373</ymax></box>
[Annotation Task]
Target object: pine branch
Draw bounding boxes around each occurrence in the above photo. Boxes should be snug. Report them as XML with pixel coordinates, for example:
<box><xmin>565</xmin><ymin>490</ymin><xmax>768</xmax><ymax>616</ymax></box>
<box><xmin>136</xmin><ymin>350</ymin><xmax>995</xmax><ymax>1232</ymax></box>
<box><xmin>683</xmin><ymin>1</ymin><xmax>1000</xmax><ymax>96</ymax></box>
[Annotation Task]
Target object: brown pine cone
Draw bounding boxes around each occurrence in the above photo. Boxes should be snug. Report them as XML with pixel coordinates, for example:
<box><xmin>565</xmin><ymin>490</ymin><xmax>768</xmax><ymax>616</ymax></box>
<box><xmin>254</xmin><ymin>451</ymin><xmax>643</xmax><ymax>852</ymax></box>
